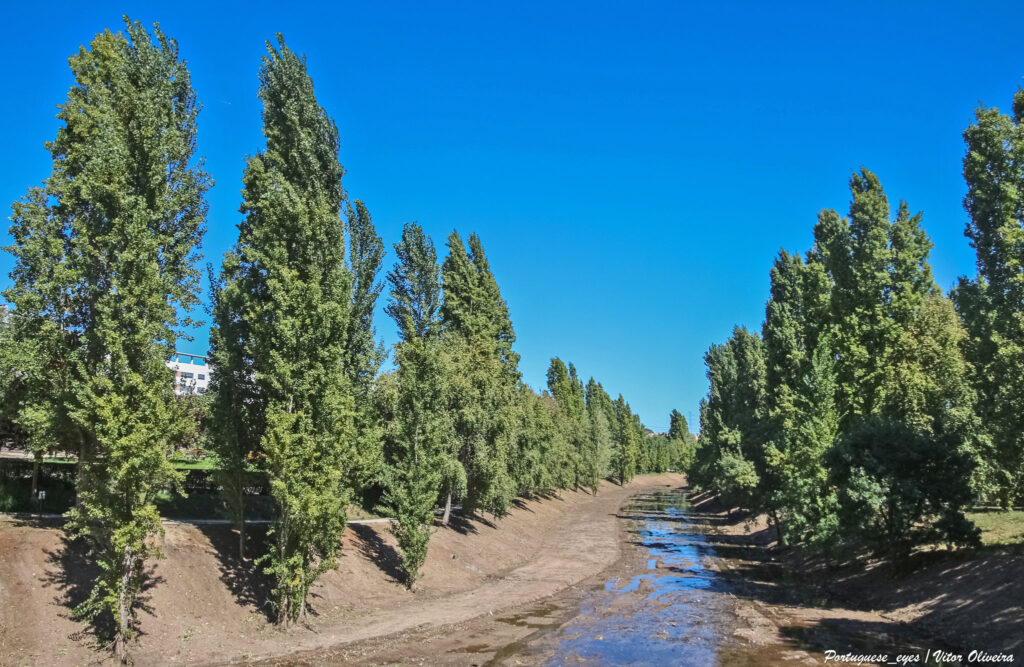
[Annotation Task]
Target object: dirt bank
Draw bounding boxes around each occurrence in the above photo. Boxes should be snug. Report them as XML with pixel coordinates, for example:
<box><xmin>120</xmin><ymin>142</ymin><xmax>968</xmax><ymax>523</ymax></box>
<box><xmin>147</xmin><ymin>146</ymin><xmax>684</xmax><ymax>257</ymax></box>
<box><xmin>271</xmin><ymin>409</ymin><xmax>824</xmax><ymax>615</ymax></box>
<box><xmin>0</xmin><ymin>473</ymin><xmax>684</xmax><ymax>666</ymax></box>
<box><xmin>346</xmin><ymin>489</ymin><xmax>1023</xmax><ymax>666</ymax></box>
<box><xmin>686</xmin><ymin>492</ymin><xmax>1024</xmax><ymax>664</ymax></box>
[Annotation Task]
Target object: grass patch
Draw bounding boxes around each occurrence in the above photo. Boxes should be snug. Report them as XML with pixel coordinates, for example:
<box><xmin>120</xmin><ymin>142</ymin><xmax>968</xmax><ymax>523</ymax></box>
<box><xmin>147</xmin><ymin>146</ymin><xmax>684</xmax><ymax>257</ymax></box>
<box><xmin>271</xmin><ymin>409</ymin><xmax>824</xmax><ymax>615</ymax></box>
<box><xmin>169</xmin><ymin>458</ymin><xmax>218</xmax><ymax>470</ymax></box>
<box><xmin>966</xmin><ymin>507</ymin><xmax>1024</xmax><ymax>547</ymax></box>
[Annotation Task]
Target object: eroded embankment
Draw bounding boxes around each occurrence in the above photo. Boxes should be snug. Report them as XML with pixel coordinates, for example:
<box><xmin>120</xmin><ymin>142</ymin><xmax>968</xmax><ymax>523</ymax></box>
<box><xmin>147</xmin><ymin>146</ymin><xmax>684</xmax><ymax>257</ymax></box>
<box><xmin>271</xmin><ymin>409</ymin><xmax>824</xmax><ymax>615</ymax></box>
<box><xmin>331</xmin><ymin>489</ymin><xmax>1023</xmax><ymax>666</ymax></box>
<box><xmin>686</xmin><ymin>492</ymin><xmax>1024</xmax><ymax>664</ymax></box>
<box><xmin>0</xmin><ymin>473</ymin><xmax>685</xmax><ymax>666</ymax></box>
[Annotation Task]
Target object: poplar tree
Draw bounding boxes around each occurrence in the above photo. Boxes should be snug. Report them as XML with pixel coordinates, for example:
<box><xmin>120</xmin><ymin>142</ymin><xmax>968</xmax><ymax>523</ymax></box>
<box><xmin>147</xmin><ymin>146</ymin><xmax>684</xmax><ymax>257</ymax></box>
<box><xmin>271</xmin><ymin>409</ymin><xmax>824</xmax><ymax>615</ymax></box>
<box><xmin>3</xmin><ymin>191</ymin><xmax>78</xmax><ymax>502</ymax></box>
<box><xmin>814</xmin><ymin>170</ymin><xmax>979</xmax><ymax>551</ymax></box>
<box><xmin>546</xmin><ymin>358</ymin><xmax>594</xmax><ymax>489</ymax></box>
<box><xmin>344</xmin><ymin>200</ymin><xmax>386</xmax><ymax>389</ymax></box>
<box><xmin>611</xmin><ymin>395</ymin><xmax>641</xmax><ymax>484</ymax></box>
<box><xmin>221</xmin><ymin>36</ymin><xmax>355</xmax><ymax>623</ymax></box>
<box><xmin>761</xmin><ymin>251</ymin><xmax>838</xmax><ymax>545</ymax></box>
<box><xmin>952</xmin><ymin>89</ymin><xmax>1024</xmax><ymax>506</ymax></box>
<box><xmin>4</xmin><ymin>19</ymin><xmax>209</xmax><ymax>661</ymax></box>
<box><xmin>441</xmin><ymin>231</ymin><xmax>516</xmax><ymax>516</ymax></box>
<box><xmin>666</xmin><ymin>409</ymin><xmax>697</xmax><ymax>473</ymax></box>
<box><xmin>382</xmin><ymin>223</ymin><xmax>452</xmax><ymax>585</ymax></box>
<box><xmin>693</xmin><ymin>329</ymin><xmax>764</xmax><ymax>509</ymax></box>
<box><xmin>585</xmin><ymin>378</ymin><xmax>615</xmax><ymax>482</ymax></box>
<box><xmin>208</xmin><ymin>265</ymin><xmax>261</xmax><ymax>559</ymax></box>
<box><xmin>344</xmin><ymin>199</ymin><xmax>387</xmax><ymax>493</ymax></box>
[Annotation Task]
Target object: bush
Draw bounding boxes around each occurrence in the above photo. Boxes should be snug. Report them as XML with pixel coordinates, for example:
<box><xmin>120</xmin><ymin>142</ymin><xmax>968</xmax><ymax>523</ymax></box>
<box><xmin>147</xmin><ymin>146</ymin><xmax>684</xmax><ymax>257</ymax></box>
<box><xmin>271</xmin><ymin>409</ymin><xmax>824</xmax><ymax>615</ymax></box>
<box><xmin>828</xmin><ymin>419</ymin><xmax>980</xmax><ymax>559</ymax></box>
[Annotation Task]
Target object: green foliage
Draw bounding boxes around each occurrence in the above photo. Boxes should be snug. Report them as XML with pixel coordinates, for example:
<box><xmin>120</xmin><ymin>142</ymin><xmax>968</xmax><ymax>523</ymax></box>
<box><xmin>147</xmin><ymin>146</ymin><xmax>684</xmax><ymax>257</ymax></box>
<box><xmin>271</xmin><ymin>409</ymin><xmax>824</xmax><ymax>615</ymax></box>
<box><xmin>381</xmin><ymin>223</ymin><xmax>451</xmax><ymax>586</ymax></box>
<box><xmin>699</xmin><ymin>169</ymin><xmax>981</xmax><ymax>556</ymax></box>
<box><xmin>441</xmin><ymin>232</ymin><xmax>517</xmax><ymax>515</ymax></box>
<box><xmin>221</xmin><ymin>36</ymin><xmax>356</xmax><ymax>623</ymax></box>
<box><xmin>344</xmin><ymin>200</ymin><xmax>387</xmax><ymax>496</ymax></box>
<box><xmin>829</xmin><ymin>420</ymin><xmax>981</xmax><ymax>559</ymax></box>
<box><xmin>546</xmin><ymin>358</ymin><xmax>590</xmax><ymax>490</ymax></box>
<box><xmin>693</xmin><ymin>329</ymin><xmax>766</xmax><ymax>510</ymax></box>
<box><xmin>667</xmin><ymin>409</ymin><xmax>698</xmax><ymax>473</ymax></box>
<box><xmin>954</xmin><ymin>89</ymin><xmax>1024</xmax><ymax>507</ymax></box>
<box><xmin>2</xmin><ymin>18</ymin><xmax>209</xmax><ymax>661</ymax></box>
<box><xmin>611</xmin><ymin>395</ymin><xmax>643</xmax><ymax>485</ymax></box>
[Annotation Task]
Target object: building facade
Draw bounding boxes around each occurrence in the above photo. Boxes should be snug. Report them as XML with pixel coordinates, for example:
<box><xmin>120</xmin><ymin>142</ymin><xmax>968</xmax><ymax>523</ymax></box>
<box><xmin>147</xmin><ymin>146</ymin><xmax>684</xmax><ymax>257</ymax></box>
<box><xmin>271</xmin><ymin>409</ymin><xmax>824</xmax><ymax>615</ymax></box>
<box><xmin>167</xmin><ymin>352</ymin><xmax>212</xmax><ymax>395</ymax></box>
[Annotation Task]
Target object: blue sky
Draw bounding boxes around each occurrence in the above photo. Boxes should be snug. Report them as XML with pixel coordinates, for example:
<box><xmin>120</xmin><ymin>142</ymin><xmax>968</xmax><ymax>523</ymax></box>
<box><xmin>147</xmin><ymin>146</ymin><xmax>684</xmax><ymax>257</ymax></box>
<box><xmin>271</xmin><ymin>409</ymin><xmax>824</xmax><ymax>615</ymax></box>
<box><xmin>2</xmin><ymin>2</ymin><xmax>1022</xmax><ymax>431</ymax></box>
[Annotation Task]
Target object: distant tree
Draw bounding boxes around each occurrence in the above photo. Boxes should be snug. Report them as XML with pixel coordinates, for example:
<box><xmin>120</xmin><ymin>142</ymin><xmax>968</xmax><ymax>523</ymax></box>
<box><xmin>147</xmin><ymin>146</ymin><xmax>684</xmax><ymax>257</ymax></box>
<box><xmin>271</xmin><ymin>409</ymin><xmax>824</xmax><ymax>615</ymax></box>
<box><xmin>547</xmin><ymin>358</ymin><xmax>594</xmax><ymax>490</ymax></box>
<box><xmin>666</xmin><ymin>409</ymin><xmax>697</xmax><ymax>473</ymax></box>
<box><xmin>611</xmin><ymin>395</ymin><xmax>642</xmax><ymax>484</ymax></box>
<box><xmin>693</xmin><ymin>328</ymin><xmax>766</xmax><ymax>511</ymax></box>
<box><xmin>584</xmin><ymin>379</ymin><xmax>615</xmax><ymax>483</ymax></box>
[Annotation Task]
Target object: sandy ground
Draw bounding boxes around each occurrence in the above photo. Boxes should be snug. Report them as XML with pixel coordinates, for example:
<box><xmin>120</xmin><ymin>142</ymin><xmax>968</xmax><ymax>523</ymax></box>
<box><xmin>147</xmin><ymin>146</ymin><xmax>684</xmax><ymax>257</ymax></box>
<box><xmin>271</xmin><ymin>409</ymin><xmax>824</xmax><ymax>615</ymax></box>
<box><xmin>0</xmin><ymin>474</ymin><xmax>685</xmax><ymax>666</ymax></box>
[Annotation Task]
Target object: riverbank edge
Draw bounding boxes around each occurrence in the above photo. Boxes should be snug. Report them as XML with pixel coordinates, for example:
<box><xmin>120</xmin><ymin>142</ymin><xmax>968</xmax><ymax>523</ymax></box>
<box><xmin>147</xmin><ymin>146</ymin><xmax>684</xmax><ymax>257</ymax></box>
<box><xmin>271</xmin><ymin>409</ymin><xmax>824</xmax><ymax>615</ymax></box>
<box><xmin>0</xmin><ymin>474</ymin><xmax>686</xmax><ymax>666</ymax></box>
<box><xmin>686</xmin><ymin>490</ymin><xmax>1024</xmax><ymax>660</ymax></box>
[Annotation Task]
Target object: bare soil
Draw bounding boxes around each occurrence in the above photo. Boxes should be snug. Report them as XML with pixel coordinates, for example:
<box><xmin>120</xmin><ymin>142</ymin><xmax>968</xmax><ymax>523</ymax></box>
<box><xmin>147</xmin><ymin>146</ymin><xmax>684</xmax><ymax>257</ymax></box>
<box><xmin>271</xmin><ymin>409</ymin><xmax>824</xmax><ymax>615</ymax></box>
<box><xmin>301</xmin><ymin>490</ymin><xmax>1024</xmax><ymax>666</ymax></box>
<box><xmin>3</xmin><ymin>479</ymin><xmax>1020</xmax><ymax>666</ymax></box>
<box><xmin>685</xmin><ymin>492</ymin><xmax>1024</xmax><ymax>665</ymax></box>
<box><xmin>0</xmin><ymin>474</ymin><xmax>684</xmax><ymax>666</ymax></box>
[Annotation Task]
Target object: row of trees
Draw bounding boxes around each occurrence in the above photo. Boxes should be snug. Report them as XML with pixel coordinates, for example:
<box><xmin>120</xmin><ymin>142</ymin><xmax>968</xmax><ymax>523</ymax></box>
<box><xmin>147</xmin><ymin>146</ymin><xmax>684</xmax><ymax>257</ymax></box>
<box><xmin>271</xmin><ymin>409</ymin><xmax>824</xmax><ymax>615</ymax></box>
<box><xmin>0</xmin><ymin>20</ymin><xmax>693</xmax><ymax>660</ymax></box>
<box><xmin>692</xmin><ymin>84</ymin><xmax>1024</xmax><ymax>558</ymax></box>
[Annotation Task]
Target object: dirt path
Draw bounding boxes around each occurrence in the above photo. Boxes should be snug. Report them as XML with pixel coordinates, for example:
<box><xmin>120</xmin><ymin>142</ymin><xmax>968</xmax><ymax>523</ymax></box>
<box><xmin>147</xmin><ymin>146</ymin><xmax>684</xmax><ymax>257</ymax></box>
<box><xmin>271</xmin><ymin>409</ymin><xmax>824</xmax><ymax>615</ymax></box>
<box><xmin>0</xmin><ymin>474</ymin><xmax>685</xmax><ymax>666</ymax></box>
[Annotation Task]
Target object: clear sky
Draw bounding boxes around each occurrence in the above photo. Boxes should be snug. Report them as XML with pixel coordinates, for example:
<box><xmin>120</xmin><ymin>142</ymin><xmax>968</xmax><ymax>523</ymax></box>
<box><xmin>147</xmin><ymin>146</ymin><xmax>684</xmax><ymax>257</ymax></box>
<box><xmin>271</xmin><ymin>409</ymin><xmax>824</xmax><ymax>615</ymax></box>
<box><xmin>3</xmin><ymin>1</ymin><xmax>1023</xmax><ymax>431</ymax></box>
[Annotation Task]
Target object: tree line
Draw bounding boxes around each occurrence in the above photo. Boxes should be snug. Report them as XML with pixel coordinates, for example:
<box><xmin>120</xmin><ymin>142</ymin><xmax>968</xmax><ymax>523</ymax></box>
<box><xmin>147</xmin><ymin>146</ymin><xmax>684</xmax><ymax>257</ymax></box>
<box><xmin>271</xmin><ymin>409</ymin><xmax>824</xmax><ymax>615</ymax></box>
<box><xmin>690</xmin><ymin>84</ymin><xmax>1024</xmax><ymax>559</ymax></box>
<box><xmin>0</xmin><ymin>19</ymin><xmax>694</xmax><ymax>661</ymax></box>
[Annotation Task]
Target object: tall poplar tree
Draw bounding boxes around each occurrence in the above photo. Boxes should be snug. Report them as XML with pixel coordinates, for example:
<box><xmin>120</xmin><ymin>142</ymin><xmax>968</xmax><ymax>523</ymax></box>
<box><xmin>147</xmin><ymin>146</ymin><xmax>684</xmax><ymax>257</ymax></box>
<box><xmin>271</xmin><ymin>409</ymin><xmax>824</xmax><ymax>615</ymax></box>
<box><xmin>546</xmin><ymin>358</ymin><xmax>592</xmax><ymax>490</ymax></box>
<box><xmin>761</xmin><ymin>251</ymin><xmax>838</xmax><ymax>545</ymax></box>
<box><xmin>382</xmin><ymin>223</ymin><xmax>452</xmax><ymax>585</ymax></box>
<box><xmin>344</xmin><ymin>199</ymin><xmax>387</xmax><ymax>493</ymax></box>
<box><xmin>611</xmin><ymin>395</ymin><xmax>642</xmax><ymax>484</ymax></box>
<box><xmin>441</xmin><ymin>231</ymin><xmax>516</xmax><ymax>516</ymax></box>
<box><xmin>666</xmin><ymin>409</ymin><xmax>697</xmax><ymax>473</ymax></box>
<box><xmin>5</xmin><ymin>19</ymin><xmax>209</xmax><ymax>661</ymax></box>
<box><xmin>952</xmin><ymin>88</ymin><xmax>1024</xmax><ymax>506</ymax></box>
<box><xmin>692</xmin><ymin>329</ymin><xmax>764</xmax><ymax>509</ymax></box>
<box><xmin>218</xmin><ymin>36</ymin><xmax>355</xmax><ymax>623</ymax></box>
<box><xmin>813</xmin><ymin>170</ymin><xmax>978</xmax><ymax>551</ymax></box>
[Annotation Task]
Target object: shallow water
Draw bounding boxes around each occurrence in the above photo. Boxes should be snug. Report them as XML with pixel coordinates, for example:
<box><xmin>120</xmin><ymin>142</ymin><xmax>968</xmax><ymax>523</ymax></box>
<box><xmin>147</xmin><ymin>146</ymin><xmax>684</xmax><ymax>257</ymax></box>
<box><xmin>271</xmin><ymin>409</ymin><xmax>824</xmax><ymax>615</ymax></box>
<box><xmin>529</xmin><ymin>488</ymin><xmax>733</xmax><ymax>665</ymax></box>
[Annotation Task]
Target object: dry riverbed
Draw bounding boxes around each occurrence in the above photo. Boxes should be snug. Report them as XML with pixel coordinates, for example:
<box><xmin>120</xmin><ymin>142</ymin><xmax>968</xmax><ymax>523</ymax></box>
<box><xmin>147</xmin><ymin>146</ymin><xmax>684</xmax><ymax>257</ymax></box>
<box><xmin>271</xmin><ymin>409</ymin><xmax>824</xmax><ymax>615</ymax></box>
<box><xmin>2</xmin><ymin>476</ymin><xmax>1020</xmax><ymax>666</ymax></box>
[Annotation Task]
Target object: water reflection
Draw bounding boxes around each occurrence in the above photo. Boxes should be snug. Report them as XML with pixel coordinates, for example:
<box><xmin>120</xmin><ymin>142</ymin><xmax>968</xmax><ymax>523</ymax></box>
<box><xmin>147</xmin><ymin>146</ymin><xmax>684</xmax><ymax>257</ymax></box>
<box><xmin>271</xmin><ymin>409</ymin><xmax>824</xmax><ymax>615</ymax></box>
<box><xmin>546</xmin><ymin>489</ymin><xmax>727</xmax><ymax>665</ymax></box>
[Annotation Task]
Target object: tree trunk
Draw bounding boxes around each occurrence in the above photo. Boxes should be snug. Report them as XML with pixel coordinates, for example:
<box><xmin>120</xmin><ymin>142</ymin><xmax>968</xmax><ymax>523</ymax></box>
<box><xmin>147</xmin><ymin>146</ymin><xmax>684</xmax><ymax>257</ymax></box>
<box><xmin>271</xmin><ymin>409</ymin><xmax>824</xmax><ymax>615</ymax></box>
<box><xmin>771</xmin><ymin>510</ymin><xmax>787</xmax><ymax>547</ymax></box>
<box><xmin>76</xmin><ymin>434</ymin><xmax>86</xmax><ymax>511</ymax></box>
<box><xmin>237</xmin><ymin>478</ymin><xmax>246</xmax><ymax>560</ymax></box>
<box><xmin>115</xmin><ymin>546</ymin><xmax>134</xmax><ymax>664</ymax></box>
<box><xmin>442</xmin><ymin>491</ymin><xmax>452</xmax><ymax>526</ymax></box>
<box><xmin>31</xmin><ymin>453</ymin><xmax>40</xmax><ymax>503</ymax></box>
<box><xmin>74</xmin><ymin>432</ymin><xmax>87</xmax><ymax>512</ymax></box>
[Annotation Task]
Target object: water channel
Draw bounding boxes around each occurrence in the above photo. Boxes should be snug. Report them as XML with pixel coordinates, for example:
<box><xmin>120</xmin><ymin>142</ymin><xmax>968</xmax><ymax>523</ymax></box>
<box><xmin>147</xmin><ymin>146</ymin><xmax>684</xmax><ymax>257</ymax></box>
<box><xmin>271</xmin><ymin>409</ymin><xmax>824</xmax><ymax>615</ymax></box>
<box><xmin>496</xmin><ymin>488</ymin><xmax>738</xmax><ymax>665</ymax></box>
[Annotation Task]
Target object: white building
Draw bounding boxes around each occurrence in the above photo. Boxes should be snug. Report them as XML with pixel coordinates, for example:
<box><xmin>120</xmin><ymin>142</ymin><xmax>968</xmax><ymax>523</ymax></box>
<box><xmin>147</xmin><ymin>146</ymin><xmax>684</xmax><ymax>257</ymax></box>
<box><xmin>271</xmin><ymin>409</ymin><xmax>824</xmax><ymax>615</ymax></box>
<box><xmin>167</xmin><ymin>352</ymin><xmax>212</xmax><ymax>395</ymax></box>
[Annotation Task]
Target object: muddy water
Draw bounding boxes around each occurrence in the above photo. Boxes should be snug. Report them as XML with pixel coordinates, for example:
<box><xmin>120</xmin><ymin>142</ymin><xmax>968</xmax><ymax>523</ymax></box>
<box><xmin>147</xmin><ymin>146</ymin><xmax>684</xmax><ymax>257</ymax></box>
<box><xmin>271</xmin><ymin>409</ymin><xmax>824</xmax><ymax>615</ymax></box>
<box><xmin>501</xmin><ymin>488</ymin><xmax>737</xmax><ymax>665</ymax></box>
